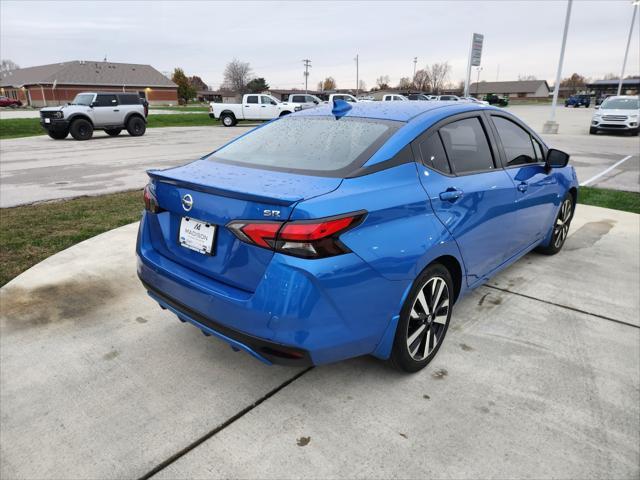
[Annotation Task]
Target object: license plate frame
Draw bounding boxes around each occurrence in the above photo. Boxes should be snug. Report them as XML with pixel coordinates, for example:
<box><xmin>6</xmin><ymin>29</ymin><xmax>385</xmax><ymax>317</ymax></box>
<box><xmin>178</xmin><ymin>217</ymin><xmax>216</xmax><ymax>255</ymax></box>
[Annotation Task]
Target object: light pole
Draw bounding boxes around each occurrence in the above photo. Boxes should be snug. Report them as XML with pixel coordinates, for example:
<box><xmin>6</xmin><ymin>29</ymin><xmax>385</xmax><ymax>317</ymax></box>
<box><xmin>617</xmin><ymin>1</ymin><xmax>639</xmax><ymax>96</ymax></box>
<box><xmin>475</xmin><ymin>66</ymin><xmax>483</xmax><ymax>97</ymax></box>
<box><xmin>543</xmin><ymin>0</ymin><xmax>573</xmax><ymax>134</ymax></box>
<box><xmin>413</xmin><ymin>57</ymin><xmax>417</xmax><ymax>81</ymax></box>
<box><xmin>355</xmin><ymin>54</ymin><xmax>359</xmax><ymax>95</ymax></box>
<box><xmin>302</xmin><ymin>59</ymin><xmax>312</xmax><ymax>93</ymax></box>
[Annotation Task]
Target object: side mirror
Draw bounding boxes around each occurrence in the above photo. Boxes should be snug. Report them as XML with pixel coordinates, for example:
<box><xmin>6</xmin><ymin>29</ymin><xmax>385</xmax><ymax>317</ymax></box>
<box><xmin>90</xmin><ymin>102</ymin><xmax>96</xmax><ymax>108</ymax></box>
<box><xmin>594</xmin><ymin>105</ymin><xmax>600</xmax><ymax>109</ymax></box>
<box><xmin>546</xmin><ymin>148</ymin><xmax>570</xmax><ymax>169</ymax></box>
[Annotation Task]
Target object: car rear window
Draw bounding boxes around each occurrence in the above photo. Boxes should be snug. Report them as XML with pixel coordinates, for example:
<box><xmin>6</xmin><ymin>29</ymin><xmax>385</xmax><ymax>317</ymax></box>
<box><xmin>209</xmin><ymin>116</ymin><xmax>401</xmax><ymax>177</ymax></box>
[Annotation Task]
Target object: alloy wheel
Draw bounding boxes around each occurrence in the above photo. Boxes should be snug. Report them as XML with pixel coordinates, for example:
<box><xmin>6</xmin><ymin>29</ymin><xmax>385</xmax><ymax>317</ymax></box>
<box><xmin>406</xmin><ymin>276</ymin><xmax>450</xmax><ymax>361</ymax></box>
<box><xmin>553</xmin><ymin>198</ymin><xmax>572</xmax><ymax>248</ymax></box>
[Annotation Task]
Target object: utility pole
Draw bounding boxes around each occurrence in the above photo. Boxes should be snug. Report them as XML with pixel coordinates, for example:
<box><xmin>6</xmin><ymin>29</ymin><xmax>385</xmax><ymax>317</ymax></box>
<box><xmin>475</xmin><ymin>66</ymin><xmax>483</xmax><ymax>97</ymax></box>
<box><xmin>543</xmin><ymin>0</ymin><xmax>572</xmax><ymax>134</ymax></box>
<box><xmin>302</xmin><ymin>59</ymin><xmax>312</xmax><ymax>93</ymax></box>
<box><xmin>617</xmin><ymin>2</ymin><xmax>639</xmax><ymax>96</ymax></box>
<box><xmin>355</xmin><ymin>54</ymin><xmax>359</xmax><ymax>95</ymax></box>
<box><xmin>413</xmin><ymin>57</ymin><xmax>418</xmax><ymax>80</ymax></box>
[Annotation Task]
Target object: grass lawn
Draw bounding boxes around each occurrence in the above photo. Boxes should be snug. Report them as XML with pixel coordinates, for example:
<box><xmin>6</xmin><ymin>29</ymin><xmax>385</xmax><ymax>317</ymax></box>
<box><xmin>578</xmin><ymin>186</ymin><xmax>639</xmax><ymax>214</ymax></box>
<box><xmin>0</xmin><ymin>114</ymin><xmax>256</xmax><ymax>139</ymax></box>
<box><xmin>0</xmin><ymin>186</ymin><xmax>637</xmax><ymax>287</ymax></box>
<box><xmin>150</xmin><ymin>105</ymin><xmax>209</xmax><ymax>112</ymax></box>
<box><xmin>0</xmin><ymin>190</ymin><xmax>143</xmax><ymax>287</ymax></box>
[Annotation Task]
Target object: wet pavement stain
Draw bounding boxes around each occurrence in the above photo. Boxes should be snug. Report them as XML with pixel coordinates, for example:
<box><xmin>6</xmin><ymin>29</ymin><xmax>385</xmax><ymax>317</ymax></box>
<box><xmin>0</xmin><ymin>278</ymin><xmax>117</xmax><ymax>333</ymax></box>
<box><xmin>565</xmin><ymin>220</ymin><xmax>615</xmax><ymax>251</ymax></box>
<box><xmin>296</xmin><ymin>436</ymin><xmax>311</xmax><ymax>447</ymax></box>
<box><xmin>431</xmin><ymin>368</ymin><xmax>448</xmax><ymax>380</ymax></box>
<box><xmin>460</xmin><ymin>343</ymin><xmax>474</xmax><ymax>351</ymax></box>
<box><xmin>399</xmin><ymin>433</ymin><xmax>408</xmax><ymax>439</ymax></box>
<box><xmin>478</xmin><ymin>293</ymin><xmax>490</xmax><ymax>306</ymax></box>
<box><xmin>423</xmin><ymin>394</ymin><xmax>431</xmax><ymax>400</ymax></box>
<box><xmin>135</xmin><ymin>317</ymin><xmax>148</xmax><ymax>324</ymax></box>
<box><xmin>103</xmin><ymin>349</ymin><xmax>119</xmax><ymax>361</ymax></box>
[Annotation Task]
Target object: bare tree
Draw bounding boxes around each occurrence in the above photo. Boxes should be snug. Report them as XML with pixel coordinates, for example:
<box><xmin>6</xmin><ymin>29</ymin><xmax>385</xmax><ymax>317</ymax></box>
<box><xmin>376</xmin><ymin>75</ymin><xmax>391</xmax><ymax>89</ymax></box>
<box><xmin>397</xmin><ymin>77</ymin><xmax>413</xmax><ymax>90</ymax></box>
<box><xmin>317</xmin><ymin>80</ymin><xmax>324</xmax><ymax>91</ymax></box>
<box><xmin>413</xmin><ymin>69</ymin><xmax>431</xmax><ymax>92</ymax></box>
<box><xmin>223</xmin><ymin>59</ymin><xmax>253</xmax><ymax>93</ymax></box>
<box><xmin>602</xmin><ymin>73</ymin><xmax>618</xmax><ymax>80</ymax></box>
<box><xmin>358</xmin><ymin>79</ymin><xmax>367</xmax><ymax>92</ymax></box>
<box><xmin>1</xmin><ymin>59</ymin><xmax>19</xmax><ymax>72</ymax></box>
<box><xmin>322</xmin><ymin>77</ymin><xmax>337</xmax><ymax>90</ymax></box>
<box><xmin>560</xmin><ymin>73</ymin><xmax>587</xmax><ymax>94</ymax></box>
<box><xmin>428</xmin><ymin>62</ymin><xmax>451</xmax><ymax>94</ymax></box>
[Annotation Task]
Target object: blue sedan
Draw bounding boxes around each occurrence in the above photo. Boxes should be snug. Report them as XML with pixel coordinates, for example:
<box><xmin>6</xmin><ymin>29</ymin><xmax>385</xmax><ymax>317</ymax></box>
<box><xmin>137</xmin><ymin>100</ymin><xmax>578</xmax><ymax>372</ymax></box>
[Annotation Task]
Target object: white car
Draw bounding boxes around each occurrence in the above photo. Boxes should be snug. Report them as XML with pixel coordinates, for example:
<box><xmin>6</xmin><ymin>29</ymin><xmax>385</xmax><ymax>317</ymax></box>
<box><xmin>382</xmin><ymin>94</ymin><xmax>408</xmax><ymax>101</ymax></box>
<box><xmin>437</xmin><ymin>95</ymin><xmax>460</xmax><ymax>101</ymax></box>
<box><xmin>209</xmin><ymin>94</ymin><xmax>296</xmax><ymax>126</ymax></box>
<box><xmin>286</xmin><ymin>93</ymin><xmax>322</xmax><ymax>110</ymax></box>
<box><xmin>460</xmin><ymin>96</ymin><xmax>489</xmax><ymax>105</ymax></box>
<box><xmin>590</xmin><ymin>95</ymin><xmax>639</xmax><ymax>135</ymax></box>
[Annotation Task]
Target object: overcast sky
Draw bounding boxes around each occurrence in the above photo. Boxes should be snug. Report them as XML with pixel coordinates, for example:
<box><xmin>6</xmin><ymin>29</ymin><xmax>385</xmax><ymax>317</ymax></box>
<box><xmin>1</xmin><ymin>0</ymin><xmax>638</xmax><ymax>90</ymax></box>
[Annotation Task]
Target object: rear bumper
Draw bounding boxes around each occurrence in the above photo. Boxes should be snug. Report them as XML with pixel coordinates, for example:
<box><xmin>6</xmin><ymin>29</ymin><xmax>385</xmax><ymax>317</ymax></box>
<box><xmin>136</xmin><ymin>212</ymin><xmax>406</xmax><ymax>366</ymax></box>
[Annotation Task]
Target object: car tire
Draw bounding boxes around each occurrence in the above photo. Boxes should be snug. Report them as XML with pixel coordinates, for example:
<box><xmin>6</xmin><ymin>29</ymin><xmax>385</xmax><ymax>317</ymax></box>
<box><xmin>69</xmin><ymin>119</ymin><xmax>93</xmax><ymax>141</ymax></box>
<box><xmin>220</xmin><ymin>113</ymin><xmax>236</xmax><ymax>127</ymax></box>
<box><xmin>47</xmin><ymin>130</ymin><xmax>68</xmax><ymax>140</ymax></box>
<box><xmin>279</xmin><ymin>111</ymin><xmax>291</xmax><ymax>117</ymax></box>
<box><xmin>390</xmin><ymin>263</ymin><xmax>454</xmax><ymax>373</ymax></box>
<box><xmin>126</xmin><ymin>116</ymin><xmax>146</xmax><ymax>136</ymax></box>
<box><xmin>536</xmin><ymin>193</ymin><xmax>574</xmax><ymax>256</ymax></box>
<box><xmin>589</xmin><ymin>127</ymin><xmax>598</xmax><ymax>135</ymax></box>
<box><xmin>105</xmin><ymin>128</ymin><xmax>122</xmax><ymax>137</ymax></box>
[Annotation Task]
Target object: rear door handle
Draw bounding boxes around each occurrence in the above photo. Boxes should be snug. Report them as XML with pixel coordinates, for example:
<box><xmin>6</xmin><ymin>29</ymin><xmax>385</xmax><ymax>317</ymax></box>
<box><xmin>517</xmin><ymin>182</ymin><xmax>528</xmax><ymax>192</ymax></box>
<box><xmin>439</xmin><ymin>188</ymin><xmax>463</xmax><ymax>202</ymax></box>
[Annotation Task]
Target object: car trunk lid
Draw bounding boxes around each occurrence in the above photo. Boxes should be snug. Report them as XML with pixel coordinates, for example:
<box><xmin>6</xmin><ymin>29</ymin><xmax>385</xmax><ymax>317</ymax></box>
<box><xmin>147</xmin><ymin>160</ymin><xmax>342</xmax><ymax>292</ymax></box>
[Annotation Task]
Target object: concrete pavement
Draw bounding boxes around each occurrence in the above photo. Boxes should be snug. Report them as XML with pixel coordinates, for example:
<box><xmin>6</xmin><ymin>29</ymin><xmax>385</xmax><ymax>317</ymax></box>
<box><xmin>0</xmin><ymin>126</ymin><xmax>248</xmax><ymax>208</ymax></box>
<box><xmin>1</xmin><ymin>204</ymin><xmax>638</xmax><ymax>479</ymax></box>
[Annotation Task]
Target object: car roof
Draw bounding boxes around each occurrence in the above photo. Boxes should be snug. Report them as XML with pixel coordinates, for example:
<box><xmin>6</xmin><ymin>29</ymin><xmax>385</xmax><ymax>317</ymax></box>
<box><xmin>294</xmin><ymin>100</ymin><xmax>498</xmax><ymax>122</ymax></box>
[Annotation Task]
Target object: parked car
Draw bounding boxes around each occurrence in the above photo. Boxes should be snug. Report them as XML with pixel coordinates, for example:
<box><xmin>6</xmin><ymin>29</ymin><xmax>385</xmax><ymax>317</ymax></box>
<box><xmin>460</xmin><ymin>96</ymin><xmax>489</xmax><ymax>105</ymax></box>
<box><xmin>564</xmin><ymin>94</ymin><xmax>591</xmax><ymax>108</ymax></box>
<box><xmin>0</xmin><ymin>96</ymin><xmax>22</xmax><ymax>108</ymax></box>
<box><xmin>483</xmin><ymin>93</ymin><xmax>509</xmax><ymax>107</ymax></box>
<box><xmin>137</xmin><ymin>101</ymin><xmax>577</xmax><ymax>372</ymax></box>
<box><xmin>357</xmin><ymin>95</ymin><xmax>375</xmax><ymax>101</ymax></box>
<box><xmin>407</xmin><ymin>94</ymin><xmax>432</xmax><ymax>101</ymax></box>
<box><xmin>286</xmin><ymin>93</ymin><xmax>322</xmax><ymax>109</ymax></box>
<box><xmin>590</xmin><ymin>95</ymin><xmax>639</xmax><ymax>135</ymax></box>
<box><xmin>209</xmin><ymin>94</ymin><xmax>296</xmax><ymax>126</ymax></box>
<box><xmin>383</xmin><ymin>94</ymin><xmax>408</xmax><ymax>101</ymax></box>
<box><xmin>39</xmin><ymin>92</ymin><xmax>147</xmax><ymax>140</ymax></box>
<box><xmin>328</xmin><ymin>93</ymin><xmax>358</xmax><ymax>103</ymax></box>
<box><xmin>437</xmin><ymin>95</ymin><xmax>460</xmax><ymax>101</ymax></box>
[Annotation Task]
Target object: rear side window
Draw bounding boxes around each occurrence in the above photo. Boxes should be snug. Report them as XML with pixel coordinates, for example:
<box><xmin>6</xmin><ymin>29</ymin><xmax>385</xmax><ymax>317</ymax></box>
<box><xmin>419</xmin><ymin>133</ymin><xmax>451</xmax><ymax>174</ymax></box>
<box><xmin>246</xmin><ymin>95</ymin><xmax>259</xmax><ymax>104</ymax></box>
<box><xmin>492</xmin><ymin>116</ymin><xmax>538</xmax><ymax>166</ymax></box>
<box><xmin>439</xmin><ymin>117</ymin><xmax>494</xmax><ymax>174</ymax></box>
<box><xmin>94</xmin><ymin>94</ymin><xmax>117</xmax><ymax>107</ymax></box>
<box><xmin>292</xmin><ymin>95</ymin><xmax>305</xmax><ymax>103</ymax></box>
<box><xmin>118</xmin><ymin>94</ymin><xmax>140</xmax><ymax>105</ymax></box>
<box><xmin>210</xmin><ymin>116</ymin><xmax>400</xmax><ymax>177</ymax></box>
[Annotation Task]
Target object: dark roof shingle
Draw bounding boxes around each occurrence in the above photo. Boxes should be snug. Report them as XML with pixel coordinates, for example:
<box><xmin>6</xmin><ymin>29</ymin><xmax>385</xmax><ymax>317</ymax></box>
<box><xmin>0</xmin><ymin>60</ymin><xmax>176</xmax><ymax>88</ymax></box>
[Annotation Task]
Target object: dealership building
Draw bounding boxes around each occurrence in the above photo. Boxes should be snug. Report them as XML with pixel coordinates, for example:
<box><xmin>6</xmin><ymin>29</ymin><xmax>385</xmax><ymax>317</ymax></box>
<box><xmin>0</xmin><ymin>60</ymin><xmax>178</xmax><ymax>106</ymax></box>
<box><xmin>468</xmin><ymin>80</ymin><xmax>551</xmax><ymax>99</ymax></box>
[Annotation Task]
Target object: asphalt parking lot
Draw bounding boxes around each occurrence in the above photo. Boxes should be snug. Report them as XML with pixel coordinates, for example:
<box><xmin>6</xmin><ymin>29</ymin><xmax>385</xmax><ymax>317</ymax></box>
<box><xmin>1</xmin><ymin>204</ymin><xmax>638</xmax><ymax>479</ymax></box>
<box><xmin>0</xmin><ymin>105</ymin><xmax>638</xmax><ymax>208</ymax></box>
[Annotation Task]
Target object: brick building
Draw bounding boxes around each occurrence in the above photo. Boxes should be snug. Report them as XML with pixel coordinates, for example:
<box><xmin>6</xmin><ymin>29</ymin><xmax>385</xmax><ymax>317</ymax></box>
<box><xmin>0</xmin><ymin>60</ymin><xmax>178</xmax><ymax>106</ymax></box>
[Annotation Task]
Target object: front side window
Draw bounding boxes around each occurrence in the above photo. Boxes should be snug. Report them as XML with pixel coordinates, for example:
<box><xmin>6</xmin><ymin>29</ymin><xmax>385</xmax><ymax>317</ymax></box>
<box><xmin>246</xmin><ymin>95</ymin><xmax>259</xmax><ymax>104</ymax></box>
<box><xmin>210</xmin><ymin>116</ymin><xmax>400</xmax><ymax>176</ymax></box>
<box><xmin>71</xmin><ymin>94</ymin><xmax>94</xmax><ymax>106</ymax></box>
<box><xmin>94</xmin><ymin>94</ymin><xmax>117</xmax><ymax>107</ymax></box>
<box><xmin>261</xmin><ymin>96</ymin><xmax>277</xmax><ymax>105</ymax></box>
<box><xmin>492</xmin><ymin>116</ymin><xmax>538</xmax><ymax>166</ymax></box>
<box><xmin>419</xmin><ymin>133</ymin><xmax>451</xmax><ymax>174</ymax></box>
<box><xmin>439</xmin><ymin>117</ymin><xmax>494</xmax><ymax>174</ymax></box>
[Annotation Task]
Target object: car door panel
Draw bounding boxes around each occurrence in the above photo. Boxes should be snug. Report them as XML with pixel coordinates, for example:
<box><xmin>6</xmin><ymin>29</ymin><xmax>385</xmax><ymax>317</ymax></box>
<box><xmin>489</xmin><ymin>114</ymin><xmax>559</xmax><ymax>248</ymax></box>
<box><xmin>413</xmin><ymin>114</ymin><xmax>521</xmax><ymax>281</ymax></box>
<box><xmin>92</xmin><ymin>94</ymin><xmax>120</xmax><ymax>125</ymax></box>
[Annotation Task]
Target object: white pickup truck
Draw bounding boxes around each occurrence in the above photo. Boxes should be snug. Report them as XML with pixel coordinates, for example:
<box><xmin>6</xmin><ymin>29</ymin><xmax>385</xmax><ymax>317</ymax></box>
<box><xmin>287</xmin><ymin>93</ymin><xmax>323</xmax><ymax>109</ymax></box>
<box><xmin>209</xmin><ymin>94</ymin><xmax>298</xmax><ymax>126</ymax></box>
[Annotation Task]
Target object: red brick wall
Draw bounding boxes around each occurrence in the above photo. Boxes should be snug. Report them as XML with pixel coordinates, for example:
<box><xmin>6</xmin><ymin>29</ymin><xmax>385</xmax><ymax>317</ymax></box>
<box><xmin>12</xmin><ymin>84</ymin><xmax>177</xmax><ymax>106</ymax></box>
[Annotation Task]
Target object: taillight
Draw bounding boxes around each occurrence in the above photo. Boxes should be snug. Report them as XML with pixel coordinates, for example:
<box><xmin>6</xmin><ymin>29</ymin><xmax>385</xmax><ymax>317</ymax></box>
<box><xmin>227</xmin><ymin>211</ymin><xmax>366</xmax><ymax>259</ymax></box>
<box><xmin>143</xmin><ymin>184</ymin><xmax>162</xmax><ymax>213</ymax></box>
